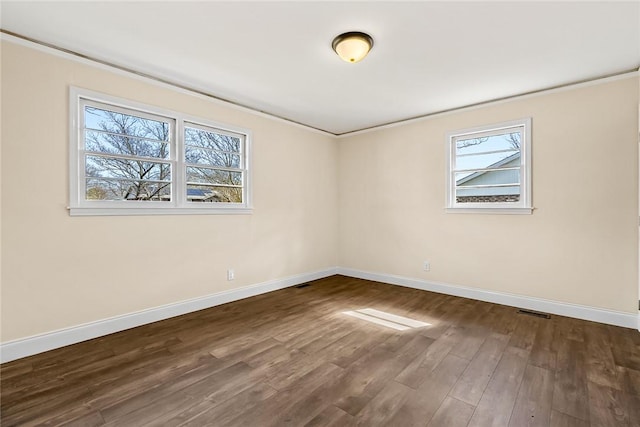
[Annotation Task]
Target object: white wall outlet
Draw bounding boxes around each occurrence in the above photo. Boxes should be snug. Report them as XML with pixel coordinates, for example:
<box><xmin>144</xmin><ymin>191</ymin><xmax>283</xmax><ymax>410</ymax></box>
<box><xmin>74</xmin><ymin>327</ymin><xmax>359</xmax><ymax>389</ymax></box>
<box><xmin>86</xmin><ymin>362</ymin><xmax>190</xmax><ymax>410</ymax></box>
<box><xmin>423</xmin><ymin>261</ymin><xmax>430</xmax><ymax>271</ymax></box>
<box><xmin>227</xmin><ymin>269</ymin><xmax>235</xmax><ymax>281</ymax></box>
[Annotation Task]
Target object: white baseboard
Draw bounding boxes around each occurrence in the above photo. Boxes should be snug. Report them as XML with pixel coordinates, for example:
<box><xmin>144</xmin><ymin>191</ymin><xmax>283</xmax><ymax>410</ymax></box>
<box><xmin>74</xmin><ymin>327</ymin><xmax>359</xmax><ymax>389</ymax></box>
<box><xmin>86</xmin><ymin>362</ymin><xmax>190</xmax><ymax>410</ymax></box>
<box><xmin>0</xmin><ymin>268</ymin><xmax>338</xmax><ymax>363</ymax></box>
<box><xmin>3</xmin><ymin>266</ymin><xmax>636</xmax><ymax>363</ymax></box>
<box><xmin>337</xmin><ymin>267</ymin><xmax>639</xmax><ymax>330</ymax></box>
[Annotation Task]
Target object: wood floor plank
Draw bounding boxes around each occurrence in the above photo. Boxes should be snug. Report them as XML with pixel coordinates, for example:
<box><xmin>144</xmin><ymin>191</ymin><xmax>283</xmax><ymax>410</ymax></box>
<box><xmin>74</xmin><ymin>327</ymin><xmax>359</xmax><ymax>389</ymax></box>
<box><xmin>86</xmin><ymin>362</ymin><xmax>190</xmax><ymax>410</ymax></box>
<box><xmin>86</xmin><ymin>354</ymin><xmax>224</xmax><ymax>412</ymax></box>
<box><xmin>377</xmin><ymin>329</ymin><xmax>421</xmax><ymax>353</ymax></box>
<box><xmin>0</xmin><ymin>359</ymin><xmax>33</xmax><ymax>380</ymax></box>
<box><xmin>1</xmin><ymin>375</ymin><xmax>77</xmax><ymax>413</ymax></box>
<box><xmin>40</xmin><ymin>410</ymin><xmax>105</xmax><ymax>427</ymax></box>
<box><xmin>507</xmin><ymin>314</ymin><xmax>540</xmax><ymax>356</ymax></box>
<box><xmin>561</xmin><ymin>318</ymin><xmax>586</xmax><ymax>343</ymax></box>
<box><xmin>262</xmin><ymin>351</ymin><xmax>327</xmax><ymax>391</ymax></box>
<box><xmin>61</xmin><ymin>345</ymin><xmax>176</xmax><ymax>385</ymax></box>
<box><xmin>386</xmin><ymin>354</ymin><xmax>469</xmax><ymax>426</ymax></box>
<box><xmin>331</xmin><ymin>346</ymin><xmax>412</xmax><ymax>416</ymax></box>
<box><xmin>1</xmin><ymin>384</ymin><xmax>95</xmax><ymax>427</ymax></box>
<box><xmin>509</xmin><ymin>364</ymin><xmax>554</xmax><ymax>426</ymax></box>
<box><xmin>208</xmin><ymin>332</ymin><xmax>264</xmax><ymax>359</ymax></box>
<box><xmin>180</xmin><ymin>361</ymin><xmax>257</xmax><ymax>403</ymax></box>
<box><xmin>529</xmin><ymin>317</ymin><xmax>557</xmax><ymax>371</ymax></box>
<box><xmin>329</xmin><ymin>334</ymin><xmax>431</xmax><ymax>418</ymax></box>
<box><xmin>584</xmin><ymin>323</ymin><xmax>622</xmax><ymax>390</ymax></box>
<box><xmin>552</xmin><ymin>338</ymin><xmax>590</xmax><ymax>421</ymax></box>
<box><xmin>329</xmin><ymin>325</ymin><xmax>395</xmax><ymax>369</ymax></box>
<box><xmin>304</xmin><ymin>405</ymin><xmax>355</xmax><ymax>427</ymax></box>
<box><xmin>612</xmin><ymin>345</ymin><xmax>640</xmax><ymax>372</ymax></box>
<box><xmin>265</xmin><ymin>364</ymin><xmax>348</xmax><ymax>426</ymax></box>
<box><xmin>308</xmin><ymin>328</ymin><xmax>375</xmax><ymax>368</ymax></box>
<box><xmin>241</xmin><ymin>341</ymin><xmax>302</xmax><ymax>372</ymax></box>
<box><xmin>286</xmin><ymin>318</ymin><xmax>353</xmax><ymax>354</ymax></box>
<box><xmin>608</xmin><ymin>323</ymin><xmax>640</xmax><ymax>372</ymax></box>
<box><xmin>427</xmin><ymin>396</ymin><xmax>475</xmax><ymax>427</ymax></box>
<box><xmin>97</xmin><ymin>355</ymin><xmax>224</xmax><ymax>422</ymax></box>
<box><xmin>467</xmin><ymin>350</ymin><xmax>528</xmax><ymax>427</ymax></box>
<box><xmin>354</xmin><ymin>380</ymin><xmax>413</xmax><ymax>425</ymax></box>
<box><xmin>587</xmin><ymin>381</ymin><xmax>629</xmax><ymax>426</ymax></box>
<box><xmin>157</xmin><ymin>382</ymin><xmax>278</xmax><ymax>427</ymax></box>
<box><xmin>221</xmin><ymin>362</ymin><xmax>343</xmax><ymax>427</ymax></box>
<box><xmin>449</xmin><ymin>332</ymin><xmax>510</xmax><ymax>406</ymax></box>
<box><xmin>6</xmin><ymin>347</ymin><xmax>114</xmax><ymax>388</ymax></box>
<box><xmin>626</xmin><ymin>389</ymin><xmax>640</xmax><ymax>427</ymax></box>
<box><xmin>395</xmin><ymin>325</ymin><xmax>463</xmax><ymax>389</ymax></box>
<box><xmin>419</xmin><ymin>321</ymin><xmax>451</xmax><ymax>340</ymax></box>
<box><xmin>0</xmin><ymin>347</ymin><xmax>117</xmax><ymax>403</ymax></box>
<box><xmin>2</xmin><ymin>275</ymin><xmax>639</xmax><ymax>427</ymax></box>
<box><xmin>550</xmin><ymin>410</ymin><xmax>590</xmax><ymax>427</ymax></box>
<box><xmin>482</xmin><ymin>304</ymin><xmax>519</xmax><ymax>337</ymax></box>
<box><xmin>619</xmin><ymin>366</ymin><xmax>640</xmax><ymax>396</ymax></box>
<box><xmin>103</xmin><ymin>391</ymin><xmax>195</xmax><ymax>427</ymax></box>
<box><xmin>618</xmin><ymin>365</ymin><xmax>640</xmax><ymax>423</ymax></box>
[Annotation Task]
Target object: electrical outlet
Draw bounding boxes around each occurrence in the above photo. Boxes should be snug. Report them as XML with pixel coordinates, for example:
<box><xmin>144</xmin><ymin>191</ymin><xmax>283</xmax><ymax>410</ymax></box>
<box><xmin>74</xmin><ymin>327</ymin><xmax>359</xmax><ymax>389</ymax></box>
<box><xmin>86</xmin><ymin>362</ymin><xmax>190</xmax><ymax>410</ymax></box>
<box><xmin>423</xmin><ymin>261</ymin><xmax>430</xmax><ymax>271</ymax></box>
<box><xmin>227</xmin><ymin>269</ymin><xmax>235</xmax><ymax>281</ymax></box>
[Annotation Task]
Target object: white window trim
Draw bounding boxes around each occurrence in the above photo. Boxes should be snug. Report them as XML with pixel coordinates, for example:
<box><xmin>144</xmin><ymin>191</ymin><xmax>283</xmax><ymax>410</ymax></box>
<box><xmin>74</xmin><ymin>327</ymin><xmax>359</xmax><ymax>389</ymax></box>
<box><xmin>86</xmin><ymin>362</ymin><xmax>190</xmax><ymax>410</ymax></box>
<box><xmin>69</xmin><ymin>87</ymin><xmax>252</xmax><ymax>216</ymax></box>
<box><xmin>445</xmin><ymin>118</ymin><xmax>532</xmax><ymax>214</ymax></box>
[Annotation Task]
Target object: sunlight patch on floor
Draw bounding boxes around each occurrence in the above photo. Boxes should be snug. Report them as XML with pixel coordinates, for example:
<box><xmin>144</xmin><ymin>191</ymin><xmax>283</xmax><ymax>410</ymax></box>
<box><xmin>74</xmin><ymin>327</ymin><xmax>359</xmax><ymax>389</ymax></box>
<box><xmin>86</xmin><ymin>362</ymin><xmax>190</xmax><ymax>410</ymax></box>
<box><xmin>342</xmin><ymin>308</ymin><xmax>431</xmax><ymax>331</ymax></box>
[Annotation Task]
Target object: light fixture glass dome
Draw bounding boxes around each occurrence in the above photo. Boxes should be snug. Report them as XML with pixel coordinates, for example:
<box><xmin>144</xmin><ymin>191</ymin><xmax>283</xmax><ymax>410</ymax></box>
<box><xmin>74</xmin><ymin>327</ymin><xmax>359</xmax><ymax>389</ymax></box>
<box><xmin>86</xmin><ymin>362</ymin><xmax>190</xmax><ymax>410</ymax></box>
<box><xmin>332</xmin><ymin>32</ymin><xmax>373</xmax><ymax>63</ymax></box>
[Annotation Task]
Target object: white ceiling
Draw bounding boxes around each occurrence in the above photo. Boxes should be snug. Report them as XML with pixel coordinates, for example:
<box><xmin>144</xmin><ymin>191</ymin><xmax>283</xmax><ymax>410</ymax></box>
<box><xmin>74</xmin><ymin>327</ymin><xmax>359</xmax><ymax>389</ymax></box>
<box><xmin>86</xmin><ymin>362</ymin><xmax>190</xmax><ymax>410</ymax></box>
<box><xmin>2</xmin><ymin>1</ymin><xmax>639</xmax><ymax>135</ymax></box>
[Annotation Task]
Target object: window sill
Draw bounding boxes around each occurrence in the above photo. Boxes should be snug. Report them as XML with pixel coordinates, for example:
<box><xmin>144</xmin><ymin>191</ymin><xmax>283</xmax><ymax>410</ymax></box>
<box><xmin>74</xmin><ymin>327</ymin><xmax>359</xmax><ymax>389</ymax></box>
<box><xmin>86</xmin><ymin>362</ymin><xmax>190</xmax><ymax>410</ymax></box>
<box><xmin>68</xmin><ymin>206</ymin><xmax>254</xmax><ymax>216</ymax></box>
<box><xmin>445</xmin><ymin>207</ymin><xmax>533</xmax><ymax>215</ymax></box>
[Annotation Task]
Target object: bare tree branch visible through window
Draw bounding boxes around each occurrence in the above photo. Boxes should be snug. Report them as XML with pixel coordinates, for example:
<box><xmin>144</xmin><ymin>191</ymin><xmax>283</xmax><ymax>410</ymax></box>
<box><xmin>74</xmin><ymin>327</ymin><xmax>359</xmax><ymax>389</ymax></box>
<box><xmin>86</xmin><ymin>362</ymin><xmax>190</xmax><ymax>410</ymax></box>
<box><xmin>184</xmin><ymin>126</ymin><xmax>242</xmax><ymax>203</ymax></box>
<box><xmin>85</xmin><ymin>106</ymin><xmax>172</xmax><ymax>201</ymax></box>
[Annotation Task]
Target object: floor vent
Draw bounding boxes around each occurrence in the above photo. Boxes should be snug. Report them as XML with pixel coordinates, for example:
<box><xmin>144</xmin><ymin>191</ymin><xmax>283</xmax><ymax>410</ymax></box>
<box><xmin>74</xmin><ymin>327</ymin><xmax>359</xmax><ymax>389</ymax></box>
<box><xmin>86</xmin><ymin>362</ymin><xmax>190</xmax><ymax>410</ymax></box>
<box><xmin>517</xmin><ymin>309</ymin><xmax>551</xmax><ymax>319</ymax></box>
<box><xmin>295</xmin><ymin>283</ymin><xmax>311</xmax><ymax>289</ymax></box>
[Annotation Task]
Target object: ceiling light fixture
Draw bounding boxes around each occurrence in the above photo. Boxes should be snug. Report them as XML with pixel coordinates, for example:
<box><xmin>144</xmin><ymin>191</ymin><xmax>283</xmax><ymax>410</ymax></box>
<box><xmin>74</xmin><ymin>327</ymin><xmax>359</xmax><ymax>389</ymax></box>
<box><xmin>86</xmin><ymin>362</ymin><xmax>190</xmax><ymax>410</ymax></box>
<box><xmin>331</xmin><ymin>31</ymin><xmax>374</xmax><ymax>63</ymax></box>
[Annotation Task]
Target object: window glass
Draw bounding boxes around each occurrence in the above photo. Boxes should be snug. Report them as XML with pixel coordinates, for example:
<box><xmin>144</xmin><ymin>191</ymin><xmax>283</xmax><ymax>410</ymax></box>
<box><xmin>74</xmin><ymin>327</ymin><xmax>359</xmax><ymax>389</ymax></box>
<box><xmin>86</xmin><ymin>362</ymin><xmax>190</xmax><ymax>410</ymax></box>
<box><xmin>70</xmin><ymin>89</ymin><xmax>251</xmax><ymax>215</ymax></box>
<box><xmin>446</xmin><ymin>119</ymin><xmax>531</xmax><ymax>213</ymax></box>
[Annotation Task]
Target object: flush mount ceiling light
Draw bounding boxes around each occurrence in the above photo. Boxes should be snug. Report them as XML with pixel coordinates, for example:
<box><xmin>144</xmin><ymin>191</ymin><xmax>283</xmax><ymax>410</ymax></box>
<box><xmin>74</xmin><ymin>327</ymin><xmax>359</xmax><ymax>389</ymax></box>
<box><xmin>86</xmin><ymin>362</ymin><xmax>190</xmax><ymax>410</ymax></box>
<box><xmin>331</xmin><ymin>31</ymin><xmax>374</xmax><ymax>63</ymax></box>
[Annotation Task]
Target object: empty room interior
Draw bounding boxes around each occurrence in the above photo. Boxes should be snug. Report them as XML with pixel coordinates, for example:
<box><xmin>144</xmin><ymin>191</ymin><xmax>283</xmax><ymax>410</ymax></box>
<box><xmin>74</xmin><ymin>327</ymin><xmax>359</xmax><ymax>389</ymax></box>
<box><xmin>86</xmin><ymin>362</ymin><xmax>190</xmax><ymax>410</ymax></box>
<box><xmin>1</xmin><ymin>1</ymin><xmax>640</xmax><ymax>426</ymax></box>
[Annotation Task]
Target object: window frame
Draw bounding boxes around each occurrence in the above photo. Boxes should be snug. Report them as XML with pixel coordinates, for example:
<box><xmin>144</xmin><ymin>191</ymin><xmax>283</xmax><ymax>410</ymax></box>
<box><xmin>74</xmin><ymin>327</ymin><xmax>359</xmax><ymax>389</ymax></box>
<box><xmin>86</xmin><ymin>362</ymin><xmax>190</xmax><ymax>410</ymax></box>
<box><xmin>445</xmin><ymin>118</ymin><xmax>532</xmax><ymax>214</ymax></box>
<box><xmin>69</xmin><ymin>87</ymin><xmax>252</xmax><ymax>216</ymax></box>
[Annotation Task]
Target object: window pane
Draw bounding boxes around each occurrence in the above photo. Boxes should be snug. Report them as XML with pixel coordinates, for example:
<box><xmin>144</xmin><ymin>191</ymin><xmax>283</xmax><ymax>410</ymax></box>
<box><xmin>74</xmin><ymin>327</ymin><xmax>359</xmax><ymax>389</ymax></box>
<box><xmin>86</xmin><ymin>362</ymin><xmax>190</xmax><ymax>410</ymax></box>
<box><xmin>85</xmin><ymin>131</ymin><xmax>170</xmax><ymax>159</ymax></box>
<box><xmin>455</xmin><ymin>168</ymin><xmax>520</xmax><ymax>186</ymax></box>
<box><xmin>86</xmin><ymin>155</ymin><xmax>171</xmax><ymax>182</ymax></box>
<box><xmin>186</xmin><ymin>167</ymin><xmax>242</xmax><ymax>186</ymax></box>
<box><xmin>447</xmin><ymin>118</ymin><xmax>529</xmax><ymax>211</ymax></box>
<box><xmin>185</xmin><ymin>146</ymin><xmax>241</xmax><ymax>168</ymax></box>
<box><xmin>187</xmin><ymin>185</ymin><xmax>243</xmax><ymax>203</ymax></box>
<box><xmin>74</xmin><ymin>92</ymin><xmax>252</xmax><ymax>213</ymax></box>
<box><xmin>184</xmin><ymin>124</ymin><xmax>244</xmax><ymax>205</ymax></box>
<box><xmin>456</xmin><ymin>131</ymin><xmax>521</xmax><ymax>156</ymax></box>
<box><xmin>455</xmin><ymin>166</ymin><xmax>520</xmax><ymax>203</ymax></box>
<box><xmin>86</xmin><ymin>178</ymin><xmax>171</xmax><ymax>201</ymax></box>
<box><xmin>455</xmin><ymin>150</ymin><xmax>519</xmax><ymax>171</ymax></box>
<box><xmin>185</xmin><ymin>127</ymin><xmax>241</xmax><ymax>153</ymax></box>
<box><xmin>84</xmin><ymin>106</ymin><xmax>170</xmax><ymax>141</ymax></box>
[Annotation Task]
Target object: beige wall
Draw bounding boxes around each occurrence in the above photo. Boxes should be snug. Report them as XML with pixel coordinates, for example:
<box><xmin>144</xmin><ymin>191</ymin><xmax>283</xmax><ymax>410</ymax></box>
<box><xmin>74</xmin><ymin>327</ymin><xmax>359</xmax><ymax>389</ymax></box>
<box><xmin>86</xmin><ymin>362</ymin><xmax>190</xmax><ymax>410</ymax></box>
<box><xmin>338</xmin><ymin>75</ymin><xmax>639</xmax><ymax>314</ymax></box>
<box><xmin>1</xmin><ymin>41</ymin><xmax>338</xmax><ymax>342</ymax></box>
<box><xmin>2</xmin><ymin>39</ymin><xmax>638</xmax><ymax>346</ymax></box>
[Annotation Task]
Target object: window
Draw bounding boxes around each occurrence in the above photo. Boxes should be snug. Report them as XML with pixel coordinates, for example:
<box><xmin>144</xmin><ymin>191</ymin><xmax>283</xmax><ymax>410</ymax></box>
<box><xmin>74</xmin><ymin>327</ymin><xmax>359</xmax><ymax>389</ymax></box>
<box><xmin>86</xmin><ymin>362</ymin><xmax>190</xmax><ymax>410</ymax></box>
<box><xmin>70</xmin><ymin>88</ymin><xmax>251</xmax><ymax>215</ymax></box>
<box><xmin>446</xmin><ymin>118</ymin><xmax>532</xmax><ymax>214</ymax></box>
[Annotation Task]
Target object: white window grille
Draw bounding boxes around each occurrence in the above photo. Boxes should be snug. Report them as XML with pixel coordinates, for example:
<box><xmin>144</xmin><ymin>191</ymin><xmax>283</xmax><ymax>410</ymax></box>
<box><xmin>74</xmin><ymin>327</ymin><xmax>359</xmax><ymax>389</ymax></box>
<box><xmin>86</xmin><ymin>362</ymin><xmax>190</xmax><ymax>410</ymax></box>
<box><xmin>446</xmin><ymin>118</ymin><xmax>532</xmax><ymax>214</ymax></box>
<box><xmin>70</xmin><ymin>87</ymin><xmax>251</xmax><ymax>215</ymax></box>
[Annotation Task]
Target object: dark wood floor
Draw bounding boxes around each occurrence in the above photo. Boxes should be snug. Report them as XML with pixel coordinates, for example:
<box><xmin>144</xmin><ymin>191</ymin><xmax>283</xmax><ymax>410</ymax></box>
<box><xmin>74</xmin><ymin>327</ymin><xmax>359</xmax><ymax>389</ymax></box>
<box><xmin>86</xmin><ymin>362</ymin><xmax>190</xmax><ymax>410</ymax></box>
<box><xmin>2</xmin><ymin>275</ymin><xmax>639</xmax><ymax>426</ymax></box>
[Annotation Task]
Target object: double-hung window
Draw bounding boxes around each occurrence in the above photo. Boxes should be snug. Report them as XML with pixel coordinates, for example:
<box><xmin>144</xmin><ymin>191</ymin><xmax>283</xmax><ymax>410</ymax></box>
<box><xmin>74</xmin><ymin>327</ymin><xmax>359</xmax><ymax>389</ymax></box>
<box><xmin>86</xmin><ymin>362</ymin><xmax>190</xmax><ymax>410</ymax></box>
<box><xmin>446</xmin><ymin>118</ymin><xmax>532</xmax><ymax>214</ymax></box>
<box><xmin>70</xmin><ymin>88</ymin><xmax>251</xmax><ymax>215</ymax></box>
